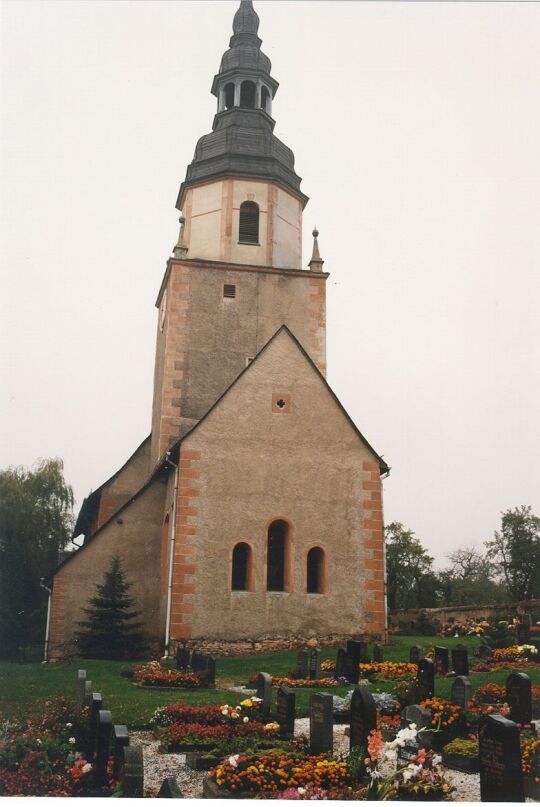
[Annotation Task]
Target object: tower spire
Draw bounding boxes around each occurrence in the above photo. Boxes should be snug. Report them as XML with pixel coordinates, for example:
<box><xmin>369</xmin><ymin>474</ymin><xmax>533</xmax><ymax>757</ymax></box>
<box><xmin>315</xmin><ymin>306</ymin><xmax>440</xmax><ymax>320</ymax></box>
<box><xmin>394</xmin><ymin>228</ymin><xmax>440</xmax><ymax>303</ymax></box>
<box><xmin>232</xmin><ymin>0</ymin><xmax>260</xmax><ymax>37</ymax></box>
<box><xmin>309</xmin><ymin>227</ymin><xmax>324</xmax><ymax>272</ymax></box>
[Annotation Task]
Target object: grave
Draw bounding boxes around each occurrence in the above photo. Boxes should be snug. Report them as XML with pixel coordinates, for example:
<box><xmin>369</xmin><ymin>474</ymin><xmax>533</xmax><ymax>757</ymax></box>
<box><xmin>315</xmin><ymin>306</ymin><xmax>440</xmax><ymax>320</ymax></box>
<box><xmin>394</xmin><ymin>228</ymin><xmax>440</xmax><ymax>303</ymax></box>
<box><xmin>506</xmin><ymin>672</ymin><xmax>532</xmax><ymax>725</ymax></box>
<box><xmin>297</xmin><ymin>649</ymin><xmax>309</xmax><ymax>678</ymax></box>
<box><xmin>89</xmin><ymin>693</ymin><xmax>103</xmax><ymax>755</ymax></box>
<box><xmin>277</xmin><ymin>685</ymin><xmax>295</xmax><ymax>740</ymax></box>
<box><xmin>479</xmin><ymin>714</ymin><xmax>524</xmax><ymax>802</ymax></box>
<box><xmin>451</xmin><ymin>676</ymin><xmax>472</xmax><ymax>710</ymax></box>
<box><xmin>176</xmin><ymin>645</ymin><xmax>191</xmax><ymax>671</ymax></box>
<box><xmin>409</xmin><ymin>645</ymin><xmax>424</xmax><ymax>664</ymax></box>
<box><xmin>397</xmin><ymin>736</ymin><xmax>421</xmax><ymax>764</ymax></box>
<box><xmin>158</xmin><ymin>777</ymin><xmax>184</xmax><ymax>798</ymax></box>
<box><xmin>347</xmin><ymin>639</ymin><xmax>369</xmax><ymax>665</ymax></box>
<box><xmin>373</xmin><ymin>643</ymin><xmax>384</xmax><ymax>663</ymax></box>
<box><xmin>112</xmin><ymin>724</ymin><xmax>129</xmax><ymax>780</ymax></box>
<box><xmin>77</xmin><ymin>669</ymin><xmax>87</xmax><ymax>709</ymax></box>
<box><xmin>434</xmin><ymin>646</ymin><xmax>449</xmax><ymax>675</ymax></box>
<box><xmin>309</xmin><ymin>693</ymin><xmax>333</xmax><ymax>754</ymax></box>
<box><xmin>84</xmin><ymin>680</ymin><xmax>93</xmax><ymax>706</ymax></box>
<box><xmin>417</xmin><ymin>658</ymin><xmax>435</xmax><ymax>697</ymax></box>
<box><xmin>478</xmin><ymin>643</ymin><xmax>492</xmax><ymax>661</ymax></box>
<box><xmin>401</xmin><ymin>704</ymin><xmax>432</xmax><ymax>731</ymax></box>
<box><xmin>349</xmin><ymin>686</ymin><xmax>377</xmax><ymax>752</ymax></box>
<box><xmin>256</xmin><ymin>672</ymin><xmax>272</xmax><ymax>717</ymax></box>
<box><xmin>335</xmin><ymin>648</ymin><xmax>348</xmax><ymax>680</ymax></box>
<box><xmin>95</xmin><ymin>710</ymin><xmax>112</xmax><ymax>787</ymax></box>
<box><xmin>451</xmin><ymin>644</ymin><xmax>469</xmax><ymax>676</ymax></box>
<box><xmin>122</xmin><ymin>745</ymin><xmax>144</xmax><ymax>799</ymax></box>
<box><xmin>517</xmin><ymin>622</ymin><xmax>531</xmax><ymax>644</ymax></box>
<box><xmin>308</xmin><ymin>648</ymin><xmax>321</xmax><ymax>680</ymax></box>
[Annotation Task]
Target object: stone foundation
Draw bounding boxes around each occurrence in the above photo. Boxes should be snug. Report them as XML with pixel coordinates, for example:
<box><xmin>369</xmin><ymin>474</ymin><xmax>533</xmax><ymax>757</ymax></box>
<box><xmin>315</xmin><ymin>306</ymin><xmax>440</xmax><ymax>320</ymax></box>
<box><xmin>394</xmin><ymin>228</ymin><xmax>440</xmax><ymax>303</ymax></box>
<box><xmin>170</xmin><ymin>632</ymin><xmax>384</xmax><ymax>658</ymax></box>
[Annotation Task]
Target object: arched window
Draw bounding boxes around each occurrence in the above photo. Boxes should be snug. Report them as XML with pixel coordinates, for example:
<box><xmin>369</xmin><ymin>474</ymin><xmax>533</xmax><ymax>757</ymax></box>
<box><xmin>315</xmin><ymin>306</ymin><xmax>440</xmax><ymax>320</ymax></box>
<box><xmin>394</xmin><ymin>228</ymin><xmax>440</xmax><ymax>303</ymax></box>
<box><xmin>240</xmin><ymin>80</ymin><xmax>256</xmax><ymax>108</ymax></box>
<box><xmin>224</xmin><ymin>83</ymin><xmax>235</xmax><ymax>110</ymax></box>
<box><xmin>261</xmin><ymin>85</ymin><xmax>270</xmax><ymax>112</ymax></box>
<box><xmin>239</xmin><ymin>201</ymin><xmax>259</xmax><ymax>244</ymax></box>
<box><xmin>267</xmin><ymin>520</ymin><xmax>291</xmax><ymax>592</ymax></box>
<box><xmin>307</xmin><ymin>547</ymin><xmax>326</xmax><ymax>594</ymax></box>
<box><xmin>232</xmin><ymin>542</ymin><xmax>252</xmax><ymax>591</ymax></box>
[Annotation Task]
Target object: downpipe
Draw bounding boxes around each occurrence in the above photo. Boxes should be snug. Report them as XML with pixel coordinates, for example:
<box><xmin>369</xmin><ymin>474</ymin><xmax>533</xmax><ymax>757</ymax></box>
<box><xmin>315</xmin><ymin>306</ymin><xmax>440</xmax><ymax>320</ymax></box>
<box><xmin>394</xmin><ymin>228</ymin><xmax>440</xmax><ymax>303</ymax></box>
<box><xmin>163</xmin><ymin>451</ymin><xmax>179</xmax><ymax>658</ymax></box>
<box><xmin>40</xmin><ymin>578</ymin><xmax>52</xmax><ymax>663</ymax></box>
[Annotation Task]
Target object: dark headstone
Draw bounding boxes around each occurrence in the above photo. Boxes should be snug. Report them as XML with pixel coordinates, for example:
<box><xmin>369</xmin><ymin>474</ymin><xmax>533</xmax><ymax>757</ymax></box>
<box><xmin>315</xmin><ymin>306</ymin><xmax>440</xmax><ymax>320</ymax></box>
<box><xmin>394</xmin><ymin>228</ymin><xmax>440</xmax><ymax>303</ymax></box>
<box><xmin>308</xmin><ymin>648</ymin><xmax>321</xmax><ymax>681</ymax></box>
<box><xmin>202</xmin><ymin>657</ymin><xmax>216</xmax><ymax>688</ymax></box>
<box><xmin>335</xmin><ymin>647</ymin><xmax>348</xmax><ymax>679</ymax></box>
<box><xmin>190</xmin><ymin>651</ymin><xmax>205</xmax><ymax>672</ymax></box>
<box><xmin>478</xmin><ymin>644</ymin><xmax>492</xmax><ymax>661</ymax></box>
<box><xmin>479</xmin><ymin>714</ymin><xmax>524</xmax><ymax>802</ymax></box>
<box><xmin>506</xmin><ymin>672</ymin><xmax>532</xmax><ymax>725</ymax></box>
<box><xmin>122</xmin><ymin>745</ymin><xmax>144</xmax><ymax>799</ymax></box>
<box><xmin>417</xmin><ymin>659</ymin><xmax>435</xmax><ymax>697</ymax></box>
<box><xmin>401</xmin><ymin>704</ymin><xmax>432</xmax><ymax>731</ymax></box>
<box><xmin>409</xmin><ymin>645</ymin><xmax>424</xmax><ymax>664</ymax></box>
<box><xmin>309</xmin><ymin>693</ymin><xmax>333</xmax><ymax>754</ymax></box>
<box><xmin>452</xmin><ymin>676</ymin><xmax>472</xmax><ymax>709</ymax></box>
<box><xmin>96</xmin><ymin>710</ymin><xmax>112</xmax><ymax>787</ymax></box>
<box><xmin>434</xmin><ymin>646</ymin><xmax>449</xmax><ymax>675</ymax></box>
<box><xmin>517</xmin><ymin>623</ymin><xmax>531</xmax><ymax>644</ymax></box>
<box><xmin>451</xmin><ymin>644</ymin><xmax>469</xmax><ymax>676</ymax></box>
<box><xmin>347</xmin><ymin>640</ymin><xmax>369</xmax><ymax>665</ymax></box>
<box><xmin>89</xmin><ymin>693</ymin><xmax>103</xmax><ymax>754</ymax></box>
<box><xmin>349</xmin><ymin>686</ymin><xmax>377</xmax><ymax>751</ymax></box>
<box><xmin>84</xmin><ymin>680</ymin><xmax>93</xmax><ymax>706</ymax></box>
<box><xmin>297</xmin><ymin>649</ymin><xmax>309</xmax><ymax>678</ymax></box>
<box><xmin>176</xmin><ymin>645</ymin><xmax>190</xmax><ymax>671</ymax></box>
<box><xmin>523</xmin><ymin>613</ymin><xmax>533</xmax><ymax>627</ymax></box>
<box><xmin>277</xmin><ymin>685</ymin><xmax>295</xmax><ymax>740</ymax></box>
<box><xmin>113</xmin><ymin>724</ymin><xmax>129</xmax><ymax>780</ymax></box>
<box><xmin>398</xmin><ymin>737</ymin><xmax>421</xmax><ymax>764</ymax></box>
<box><xmin>158</xmin><ymin>777</ymin><xmax>184</xmax><ymax>798</ymax></box>
<box><xmin>373</xmin><ymin>643</ymin><xmax>384</xmax><ymax>663</ymax></box>
<box><xmin>77</xmin><ymin>669</ymin><xmax>87</xmax><ymax>709</ymax></box>
<box><xmin>256</xmin><ymin>672</ymin><xmax>272</xmax><ymax>717</ymax></box>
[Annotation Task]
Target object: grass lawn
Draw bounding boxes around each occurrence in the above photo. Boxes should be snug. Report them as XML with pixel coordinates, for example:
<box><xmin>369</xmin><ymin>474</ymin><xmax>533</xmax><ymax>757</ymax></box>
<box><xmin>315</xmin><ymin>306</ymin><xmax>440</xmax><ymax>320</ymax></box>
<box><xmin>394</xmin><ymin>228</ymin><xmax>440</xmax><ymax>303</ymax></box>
<box><xmin>1</xmin><ymin>634</ymin><xmax>539</xmax><ymax>728</ymax></box>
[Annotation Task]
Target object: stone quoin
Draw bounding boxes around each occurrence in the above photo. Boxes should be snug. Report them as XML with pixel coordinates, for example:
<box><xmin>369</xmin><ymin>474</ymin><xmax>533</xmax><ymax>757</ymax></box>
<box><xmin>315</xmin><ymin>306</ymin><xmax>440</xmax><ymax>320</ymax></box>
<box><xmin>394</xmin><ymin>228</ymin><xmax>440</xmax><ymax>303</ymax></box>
<box><xmin>45</xmin><ymin>0</ymin><xmax>390</xmax><ymax>656</ymax></box>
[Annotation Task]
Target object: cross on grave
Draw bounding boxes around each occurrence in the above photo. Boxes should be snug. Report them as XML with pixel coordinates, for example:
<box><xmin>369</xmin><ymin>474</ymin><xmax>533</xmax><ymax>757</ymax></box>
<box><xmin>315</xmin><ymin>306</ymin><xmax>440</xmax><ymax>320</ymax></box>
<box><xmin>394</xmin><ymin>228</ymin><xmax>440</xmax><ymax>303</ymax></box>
<box><xmin>309</xmin><ymin>693</ymin><xmax>333</xmax><ymax>754</ymax></box>
<box><xmin>409</xmin><ymin>645</ymin><xmax>424</xmax><ymax>664</ymax></box>
<box><xmin>373</xmin><ymin>643</ymin><xmax>384</xmax><ymax>663</ymax></box>
<box><xmin>256</xmin><ymin>672</ymin><xmax>272</xmax><ymax>717</ymax></box>
<box><xmin>277</xmin><ymin>685</ymin><xmax>296</xmax><ymax>740</ymax></box>
<box><xmin>89</xmin><ymin>693</ymin><xmax>103</xmax><ymax>756</ymax></box>
<box><xmin>122</xmin><ymin>745</ymin><xmax>144</xmax><ymax>799</ymax></box>
<box><xmin>506</xmin><ymin>672</ymin><xmax>532</xmax><ymax>725</ymax></box>
<box><xmin>297</xmin><ymin>649</ymin><xmax>309</xmax><ymax>679</ymax></box>
<box><xmin>95</xmin><ymin>710</ymin><xmax>112</xmax><ymax>788</ymax></box>
<box><xmin>349</xmin><ymin>686</ymin><xmax>377</xmax><ymax>752</ymax></box>
<box><xmin>112</xmin><ymin>724</ymin><xmax>129</xmax><ymax>780</ymax></box>
<box><xmin>77</xmin><ymin>670</ymin><xmax>87</xmax><ymax>709</ymax></box>
<box><xmin>451</xmin><ymin>644</ymin><xmax>469</xmax><ymax>676</ymax></box>
<box><xmin>451</xmin><ymin>676</ymin><xmax>472</xmax><ymax>710</ymax></box>
<box><xmin>308</xmin><ymin>648</ymin><xmax>321</xmax><ymax>681</ymax></box>
<box><xmin>479</xmin><ymin>714</ymin><xmax>525</xmax><ymax>802</ymax></box>
<box><xmin>434</xmin><ymin>646</ymin><xmax>449</xmax><ymax>675</ymax></box>
<box><xmin>417</xmin><ymin>659</ymin><xmax>435</xmax><ymax>698</ymax></box>
<box><xmin>157</xmin><ymin>776</ymin><xmax>184</xmax><ymax>798</ymax></box>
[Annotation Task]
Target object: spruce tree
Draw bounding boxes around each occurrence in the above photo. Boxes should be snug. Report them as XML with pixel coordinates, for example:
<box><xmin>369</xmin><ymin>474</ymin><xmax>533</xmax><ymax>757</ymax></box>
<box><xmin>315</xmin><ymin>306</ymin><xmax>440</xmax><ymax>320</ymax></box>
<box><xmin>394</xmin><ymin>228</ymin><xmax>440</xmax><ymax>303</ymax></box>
<box><xmin>76</xmin><ymin>555</ymin><xmax>147</xmax><ymax>659</ymax></box>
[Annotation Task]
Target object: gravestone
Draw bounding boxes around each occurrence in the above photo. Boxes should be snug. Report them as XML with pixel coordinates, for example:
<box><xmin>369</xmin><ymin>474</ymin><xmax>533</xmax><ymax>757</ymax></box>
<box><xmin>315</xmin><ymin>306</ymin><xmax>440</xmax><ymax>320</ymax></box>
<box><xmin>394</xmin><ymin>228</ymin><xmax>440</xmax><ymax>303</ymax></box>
<box><xmin>373</xmin><ymin>643</ymin><xmax>384</xmax><ymax>663</ymax></box>
<box><xmin>335</xmin><ymin>648</ymin><xmax>348</xmax><ymax>680</ymax></box>
<box><xmin>401</xmin><ymin>704</ymin><xmax>432</xmax><ymax>731</ymax></box>
<box><xmin>84</xmin><ymin>680</ymin><xmax>93</xmax><ymax>706</ymax></box>
<box><xmin>506</xmin><ymin>672</ymin><xmax>532</xmax><ymax>725</ymax></box>
<box><xmin>95</xmin><ymin>710</ymin><xmax>112</xmax><ymax>787</ymax></box>
<box><xmin>122</xmin><ymin>745</ymin><xmax>144</xmax><ymax>799</ymax></box>
<box><xmin>451</xmin><ymin>676</ymin><xmax>472</xmax><ymax>710</ymax></box>
<box><xmin>277</xmin><ymin>685</ymin><xmax>296</xmax><ymax>740</ymax></box>
<box><xmin>308</xmin><ymin>649</ymin><xmax>321</xmax><ymax>681</ymax></box>
<box><xmin>451</xmin><ymin>644</ymin><xmax>469</xmax><ymax>676</ymax></box>
<box><xmin>190</xmin><ymin>653</ymin><xmax>215</xmax><ymax>687</ymax></box>
<box><xmin>478</xmin><ymin>643</ymin><xmax>492</xmax><ymax>661</ymax></box>
<box><xmin>297</xmin><ymin>649</ymin><xmax>309</xmax><ymax>678</ymax></box>
<box><xmin>434</xmin><ymin>646</ymin><xmax>449</xmax><ymax>675</ymax></box>
<box><xmin>89</xmin><ymin>693</ymin><xmax>103</xmax><ymax>755</ymax></box>
<box><xmin>309</xmin><ymin>693</ymin><xmax>333</xmax><ymax>754</ymax></box>
<box><xmin>417</xmin><ymin>659</ymin><xmax>435</xmax><ymax>697</ymax></box>
<box><xmin>176</xmin><ymin>645</ymin><xmax>190</xmax><ymax>670</ymax></box>
<box><xmin>347</xmin><ymin>640</ymin><xmax>369</xmax><ymax>665</ymax></box>
<box><xmin>112</xmin><ymin>724</ymin><xmax>129</xmax><ymax>780</ymax></box>
<box><xmin>409</xmin><ymin>645</ymin><xmax>424</xmax><ymax>664</ymax></box>
<box><xmin>479</xmin><ymin>714</ymin><xmax>524</xmax><ymax>802</ymax></box>
<box><xmin>191</xmin><ymin>651</ymin><xmax>205</xmax><ymax>672</ymax></box>
<box><xmin>517</xmin><ymin>623</ymin><xmax>531</xmax><ymax>644</ymax></box>
<box><xmin>203</xmin><ymin>657</ymin><xmax>216</xmax><ymax>688</ymax></box>
<box><xmin>77</xmin><ymin>670</ymin><xmax>87</xmax><ymax>709</ymax></box>
<box><xmin>397</xmin><ymin>736</ymin><xmax>421</xmax><ymax>764</ymax></box>
<box><xmin>349</xmin><ymin>686</ymin><xmax>377</xmax><ymax>751</ymax></box>
<box><xmin>256</xmin><ymin>672</ymin><xmax>272</xmax><ymax>717</ymax></box>
<box><xmin>158</xmin><ymin>777</ymin><xmax>184</xmax><ymax>798</ymax></box>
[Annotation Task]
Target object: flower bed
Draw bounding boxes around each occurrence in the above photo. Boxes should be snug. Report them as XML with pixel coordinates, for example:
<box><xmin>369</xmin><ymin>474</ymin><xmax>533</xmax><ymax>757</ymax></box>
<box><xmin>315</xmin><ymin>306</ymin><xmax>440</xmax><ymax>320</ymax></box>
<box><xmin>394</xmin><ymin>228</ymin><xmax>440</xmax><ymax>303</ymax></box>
<box><xmin>159</xmin><ymin>721</ymin><xmax>278</xmax><ymax>753</ymax></box>
<box><xmin>210</xmin><ymin>752</ymin><xmax>351</xmax><ymax>796</ymax></box>
<box><xmin>360</xmin><ymin>662</ymin><xmax>417</xmax><ymax>681</ymax></box>
<box><xmin>321</xmin><ymin>659</ymin><xmax>336</xmax><ymax>673</ymax></box>
<box><xmin>247</xmin><ymin>675</ymin><xmax>343</xmax><ymax>689</ymax></box>
<box><xmin>152</xmin><ymin>699</ymin><xmax>264</xmax><ymax>729</ymax></box>
<box><xmin>441</xmin><ymin>738</ymin><xmax>479</xmax><ymax>774</ymax></box>
<box><xmin>133</xmin><ymin>660</ymin><xmax>203</xmax><ymax>688</ymax></box>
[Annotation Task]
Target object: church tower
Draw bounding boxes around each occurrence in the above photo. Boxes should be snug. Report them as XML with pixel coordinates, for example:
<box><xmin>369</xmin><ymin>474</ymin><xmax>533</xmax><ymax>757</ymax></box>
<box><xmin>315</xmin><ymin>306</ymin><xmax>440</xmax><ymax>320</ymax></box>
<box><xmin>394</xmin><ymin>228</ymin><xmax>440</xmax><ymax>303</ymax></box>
<box><xmin>150</xmin><ymin>0</ymin><xmax>327</xmax><ymax>466</ymax></box>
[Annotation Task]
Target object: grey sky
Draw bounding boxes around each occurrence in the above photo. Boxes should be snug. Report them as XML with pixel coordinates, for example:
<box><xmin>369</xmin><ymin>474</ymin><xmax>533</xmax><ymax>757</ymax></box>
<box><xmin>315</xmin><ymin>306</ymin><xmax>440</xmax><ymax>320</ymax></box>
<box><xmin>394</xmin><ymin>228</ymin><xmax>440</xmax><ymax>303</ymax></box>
<box><xmin>1</xmin><ymin>0</ymin><xmax>539</xmax><ymax>568</ymax></box>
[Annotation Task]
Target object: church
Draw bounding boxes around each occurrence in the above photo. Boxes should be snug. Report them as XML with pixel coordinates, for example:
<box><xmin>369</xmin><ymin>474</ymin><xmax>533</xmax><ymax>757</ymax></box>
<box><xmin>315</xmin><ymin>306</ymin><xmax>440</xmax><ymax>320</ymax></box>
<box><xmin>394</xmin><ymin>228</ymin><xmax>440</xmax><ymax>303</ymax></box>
<box><xmin>47</xmin><ymin>0</ymin><xmax>389</xmax><ymax>658</ymax></box>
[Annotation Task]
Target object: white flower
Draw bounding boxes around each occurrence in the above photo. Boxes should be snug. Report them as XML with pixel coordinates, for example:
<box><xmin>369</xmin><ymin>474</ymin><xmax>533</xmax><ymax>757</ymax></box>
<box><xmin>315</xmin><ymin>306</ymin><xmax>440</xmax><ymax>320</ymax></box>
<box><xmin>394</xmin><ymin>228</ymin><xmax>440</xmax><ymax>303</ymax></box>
<box><xmin>385</xmin><ymin>748</ymin><xmax>397</xmax><ymax>761</ymax></box>
<box><xmin>36</xmin><ymin>739</ymin><xmax>42</xmax><ymax>745</ymax></box>
<box><xmin>69</xmin><ymin>737</ymin><xmax>76</xmax><ymax>744</ymax></box>
<box><xmin>298</xmin><ymin>788</ymin><xmax>305</xmax><ymax>795</ymax></box>
<box><xmin>221</xmin><ymin>709</ymin><xmax>229</xmax><ymax>716</ymax></box>
<box><xmin>402</xmin><ymin>764</ymin><xmax>421</xmax><ymax>783</ymax></box>
<box><xmin>369</xmin><ymin>769</ymin><xmax>383</xmax><ymax>780</ymax></box>
<box><xmin>243</xmin><ymin>716</ymin><xmax>249</xmax><ymax>723</ymax></box>
<box><xmin>82</xmin><ymin>763</ymin><xmax>92</xmax><ymax>774</ymax></box>
<box><xmin>65</xmin><ymin>722</ymin><xmax>72</xmax><ymax>728</ymax></box>
<box><xmin>394</xmin><ymin>725</ymin><xmax>417</xmax><ymax>747</ymax></box>
<box><xmin>432</xmin><ymin>754</ymin><xmax>442</xmax><ymax>766</ymax></box>
<box><xmin>251</xmin><ymin>696</ymin><xmax>262</xmax><ymax>703</ymax></box>
<box><xmin>227</xmin><ymin>755</ymin><xmax>240</xmax><ymax>768</ymax></box>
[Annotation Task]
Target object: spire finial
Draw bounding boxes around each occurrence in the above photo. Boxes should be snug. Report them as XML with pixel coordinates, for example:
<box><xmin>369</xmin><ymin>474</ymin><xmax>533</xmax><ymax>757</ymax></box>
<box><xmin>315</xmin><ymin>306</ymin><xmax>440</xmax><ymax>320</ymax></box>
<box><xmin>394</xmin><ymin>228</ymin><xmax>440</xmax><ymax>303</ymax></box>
<box><xmin>173</xmin><ymin>214</ymin><xmax>188</xmax><ymax>258</ymax></box>
<box><xmin>233</xmin><ymin>0</ymin><xmax>260</xmax><ymax>36</ymax></box>
<box><xmin>309</xmin><ymin>226</ymin><xmax>324</xmax><ymax>272</ymax></box>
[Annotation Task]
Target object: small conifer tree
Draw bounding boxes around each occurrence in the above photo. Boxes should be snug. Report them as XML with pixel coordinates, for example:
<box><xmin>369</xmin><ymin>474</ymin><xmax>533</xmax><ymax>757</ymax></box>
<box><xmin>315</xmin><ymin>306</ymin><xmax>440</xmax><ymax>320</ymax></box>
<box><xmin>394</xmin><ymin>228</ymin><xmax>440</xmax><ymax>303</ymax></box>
<box><xmin>76</xmin><ymin>555</ymin><xmax>147</xmax><ymax>659</ymax></box>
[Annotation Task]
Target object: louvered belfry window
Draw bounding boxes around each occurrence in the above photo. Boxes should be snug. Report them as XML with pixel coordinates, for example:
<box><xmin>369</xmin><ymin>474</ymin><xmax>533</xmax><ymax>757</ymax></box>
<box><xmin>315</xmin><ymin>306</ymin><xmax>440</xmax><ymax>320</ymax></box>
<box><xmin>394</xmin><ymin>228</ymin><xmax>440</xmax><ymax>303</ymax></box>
<box><xmin>239</xmin><ymin>201</ymin><xmax>259</xmax><ymax>244</ymax></box>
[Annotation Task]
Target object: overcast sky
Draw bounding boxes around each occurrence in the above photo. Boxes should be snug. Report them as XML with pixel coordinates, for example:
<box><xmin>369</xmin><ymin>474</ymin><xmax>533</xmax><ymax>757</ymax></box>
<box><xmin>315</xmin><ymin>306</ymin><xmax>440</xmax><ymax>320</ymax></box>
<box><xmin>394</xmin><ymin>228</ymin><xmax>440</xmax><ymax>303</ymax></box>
<box><xmin>1</xmin><ymin>0</ymin><xmax>539</xmax><ymax>568</ymax></box>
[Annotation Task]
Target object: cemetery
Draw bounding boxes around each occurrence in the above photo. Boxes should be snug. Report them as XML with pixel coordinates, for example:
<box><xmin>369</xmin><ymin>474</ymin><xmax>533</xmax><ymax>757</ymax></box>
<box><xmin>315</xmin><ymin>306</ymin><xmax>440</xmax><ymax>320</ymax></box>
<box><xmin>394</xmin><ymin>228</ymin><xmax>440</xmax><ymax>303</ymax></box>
<box><xmin>2</xmin><ymin>628</ymin><xmax>540</xmax><ymax>799</ymax></box>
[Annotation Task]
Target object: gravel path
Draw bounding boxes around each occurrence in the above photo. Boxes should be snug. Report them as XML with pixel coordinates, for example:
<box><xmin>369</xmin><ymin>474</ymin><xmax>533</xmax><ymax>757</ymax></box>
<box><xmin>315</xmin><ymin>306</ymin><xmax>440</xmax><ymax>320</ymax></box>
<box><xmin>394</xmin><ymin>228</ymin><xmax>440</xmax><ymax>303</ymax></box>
<box><xmin>132</xmin><ymin>722</ymin><xmax>487</xmax><ymax>800</ymax></box>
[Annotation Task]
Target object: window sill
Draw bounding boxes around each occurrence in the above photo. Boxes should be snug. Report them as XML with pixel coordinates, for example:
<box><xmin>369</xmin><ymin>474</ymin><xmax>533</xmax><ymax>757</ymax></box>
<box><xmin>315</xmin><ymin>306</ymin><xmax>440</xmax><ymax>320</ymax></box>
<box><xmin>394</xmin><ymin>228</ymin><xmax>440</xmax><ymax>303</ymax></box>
<box><xmin>237</xmin><ymin>241</ymin><xmax>260</xmax><ymax>246</ymax></box>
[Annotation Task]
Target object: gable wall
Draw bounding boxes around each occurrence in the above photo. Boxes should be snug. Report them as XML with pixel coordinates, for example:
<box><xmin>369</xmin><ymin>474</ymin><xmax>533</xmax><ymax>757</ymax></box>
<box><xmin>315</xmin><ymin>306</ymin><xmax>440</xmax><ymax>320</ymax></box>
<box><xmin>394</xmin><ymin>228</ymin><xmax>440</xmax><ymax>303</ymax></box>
<box><xmin>169</xmin><ymin>330</ymin><xmax>385</xmax><ymax>644</ymax></box>
<box><xmin>94</xmin><ymin>438</ymin><xmax>151</xmax><ymax>532</ymax></box>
